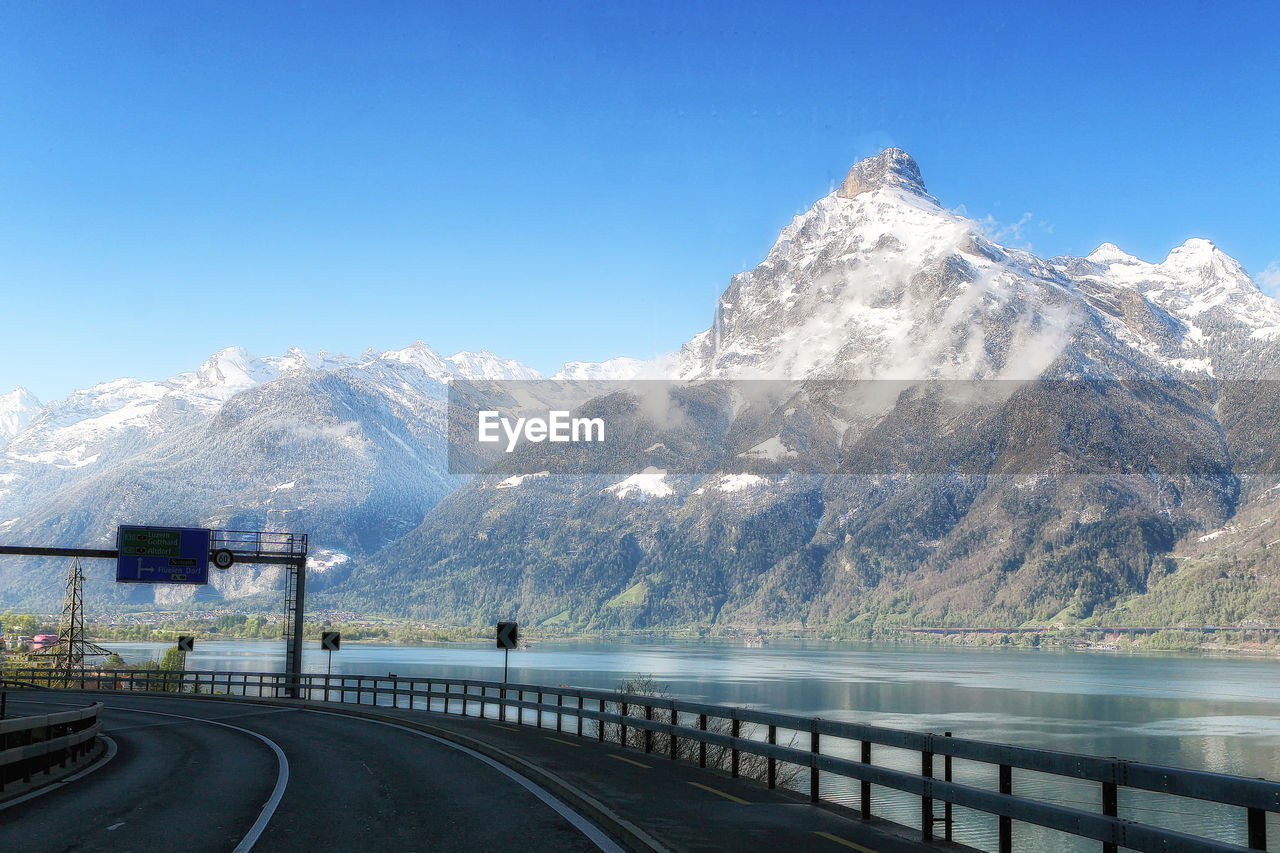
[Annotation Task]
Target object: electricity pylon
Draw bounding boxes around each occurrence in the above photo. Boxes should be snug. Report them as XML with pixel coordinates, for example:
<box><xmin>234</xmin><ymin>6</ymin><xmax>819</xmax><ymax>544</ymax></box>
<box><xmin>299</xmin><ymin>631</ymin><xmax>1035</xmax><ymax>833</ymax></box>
<box><xmin>37</xmin><ymin>557</ymin><xmax>113</xmax><ymax>684</ymax></box>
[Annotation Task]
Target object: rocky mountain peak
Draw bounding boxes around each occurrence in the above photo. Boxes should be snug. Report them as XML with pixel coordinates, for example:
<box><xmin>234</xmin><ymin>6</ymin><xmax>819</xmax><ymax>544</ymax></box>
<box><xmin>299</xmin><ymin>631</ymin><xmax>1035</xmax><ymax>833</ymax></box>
<box><xmin>0</xmin><ymin>387</ymin><xmax>42</xmax><ymax>445</ymax></box>
<box><xmin>194</xmin><ymin>346</ymin><xmax>254</xmax><ymax>385</ymax></box>
<box><xmin>836</xmin><ymin>148</ymin><xmax>928</xmax><ymax>199</ymax></box>
<box><xmin>1087</xmin><ymin>242</ymin><xmax>1144</xmax><ymax>266</ymax></box>
<box><xmin>1</xmin><ymin>387</ymin><xmax>40</xmax><ymax>410</ymax></box>
<box><xmin>1155</xmin><ymin>238</ymin><xmax>1261</xmax><ymax>299</ymax></box>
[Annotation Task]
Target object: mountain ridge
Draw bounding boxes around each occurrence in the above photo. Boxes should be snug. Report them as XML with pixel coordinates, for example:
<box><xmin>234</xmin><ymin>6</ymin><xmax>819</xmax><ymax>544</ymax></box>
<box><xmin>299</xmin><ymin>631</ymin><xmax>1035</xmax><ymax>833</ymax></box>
<box><xmin>3</xmin><ymin>149</ymin><xmax>1278</xmax><ymax>626</ymax></box>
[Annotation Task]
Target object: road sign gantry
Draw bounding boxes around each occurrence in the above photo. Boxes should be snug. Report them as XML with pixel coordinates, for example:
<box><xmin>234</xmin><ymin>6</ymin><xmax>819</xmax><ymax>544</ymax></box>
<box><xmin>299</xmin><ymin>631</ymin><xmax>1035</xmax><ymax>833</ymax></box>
<box><xmin>0</xmin><ymin>525</ymin><xmax>310</xmax><ymax>697</ymax></box>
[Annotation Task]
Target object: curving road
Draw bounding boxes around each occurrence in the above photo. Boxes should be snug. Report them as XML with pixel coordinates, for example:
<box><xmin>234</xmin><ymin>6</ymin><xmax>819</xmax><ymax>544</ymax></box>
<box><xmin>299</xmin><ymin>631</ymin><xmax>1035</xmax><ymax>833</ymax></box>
<box><xmin>0</xmin><ymin>693</ymin><xmax>615</xmax><ymax>853</ymax></box>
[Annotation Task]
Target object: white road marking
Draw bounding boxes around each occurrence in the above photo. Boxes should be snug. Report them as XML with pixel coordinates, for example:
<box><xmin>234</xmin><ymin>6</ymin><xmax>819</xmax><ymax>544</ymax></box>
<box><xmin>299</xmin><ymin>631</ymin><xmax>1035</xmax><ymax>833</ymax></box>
<box><xmin>303</xmin><ymin>708</ymin><xmax>626</xmax><ymax>853</ymax></box>
<box><xmin>107</xmin><ymin>822</ymin><xmax>125</xmax><ymax>830</ymax></box>
<box><xmin>106</xmin><ymin>707</ymin><xmax>293</xmax><ymax>734</ymax></box>
<box><xmin>8</xmin><ymin>695</ymin><xmax>617</xmax><ymax>852</ymax></box>
<box><xmin>97</xmin><ymin>705</ymin><xmax>289</xmax><ymax>853</ymax></box>
<box><xmin>12</xmin><ymin>699</ymin><xmax>290</xmax><ymax>853</ymax></box>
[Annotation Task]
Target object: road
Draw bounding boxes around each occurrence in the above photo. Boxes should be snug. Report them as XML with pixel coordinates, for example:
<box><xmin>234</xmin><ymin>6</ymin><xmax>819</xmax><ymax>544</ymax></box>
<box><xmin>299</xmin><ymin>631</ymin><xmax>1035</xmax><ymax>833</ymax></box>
<box><xmin>0</xmin><ymin>693</ymin><xmax>613</xmax><ymax>853</ymax></box>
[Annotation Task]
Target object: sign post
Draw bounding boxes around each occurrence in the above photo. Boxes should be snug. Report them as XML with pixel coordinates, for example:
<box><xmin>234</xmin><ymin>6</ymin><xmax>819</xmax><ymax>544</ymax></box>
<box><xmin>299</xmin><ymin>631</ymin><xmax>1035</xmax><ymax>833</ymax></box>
<box><xmin>175</xmin><ymin>636</ymin><xmax>194</xmax><ymax>690</ymax></box>
<box><xmin>496</xmin><ymin>621</ymin><xmax>518</xmax><ymax>722</ymax></box>
<box><xmin>321</xmin><ymin>631</ymin><xmax>341</xmax><ymax>702</ymax></box>
<box><xmin>496</xmin><ymin>621</ymin><xmax>518</xmax><ymax>679</ymax></box>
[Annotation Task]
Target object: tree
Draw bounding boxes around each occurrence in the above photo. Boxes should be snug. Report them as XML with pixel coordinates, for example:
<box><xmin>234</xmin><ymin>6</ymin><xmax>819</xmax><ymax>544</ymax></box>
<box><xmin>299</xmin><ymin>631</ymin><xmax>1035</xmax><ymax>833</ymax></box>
<box><xmin>2</xmin><ymin>611</ymin><xmax>38</xmax><ymax>635</ymax></box>
<box><xmin>161</xmin><ymin>646</ymin><xmax>186</xmax><ymax>671</ymax></box>
<box><xmin>159</xmin><ymin>646</ymin><xmax>187</xmax><ymax>692</ymax></box>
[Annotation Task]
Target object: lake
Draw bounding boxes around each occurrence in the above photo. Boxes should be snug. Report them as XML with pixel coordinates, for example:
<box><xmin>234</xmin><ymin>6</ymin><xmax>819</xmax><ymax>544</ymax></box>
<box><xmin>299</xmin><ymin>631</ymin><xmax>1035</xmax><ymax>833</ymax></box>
<box><xmin>105</xmin><ymin>638</ymin><xmax>1280</xmax><ymax>850</ymax></box>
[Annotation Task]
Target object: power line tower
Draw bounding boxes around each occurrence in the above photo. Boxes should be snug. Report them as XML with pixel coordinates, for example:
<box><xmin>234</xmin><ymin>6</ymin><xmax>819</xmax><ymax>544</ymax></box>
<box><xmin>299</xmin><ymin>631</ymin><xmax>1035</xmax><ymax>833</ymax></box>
<box><xmin>37</xmin><ymin>557</ymin><xmax>113</xmax><ymax>684</ymax></box>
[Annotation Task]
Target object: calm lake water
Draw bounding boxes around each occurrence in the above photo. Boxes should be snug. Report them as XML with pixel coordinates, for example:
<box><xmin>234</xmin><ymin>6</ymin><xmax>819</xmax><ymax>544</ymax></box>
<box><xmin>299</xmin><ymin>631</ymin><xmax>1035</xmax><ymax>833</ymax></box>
<box><xmin>107</xmin><ymin>638</ymin><xmax>1280</xmax><ymax>851</ymax></box>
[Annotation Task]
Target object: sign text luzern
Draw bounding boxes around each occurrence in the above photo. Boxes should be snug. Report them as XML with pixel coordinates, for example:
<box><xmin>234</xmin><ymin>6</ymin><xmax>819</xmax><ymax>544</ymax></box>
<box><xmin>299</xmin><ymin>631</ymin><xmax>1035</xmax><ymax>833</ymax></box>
<box><xmin>116</xmin><ymin>525</ymin><xmax>211</xmax><ymax>584</ymax></box>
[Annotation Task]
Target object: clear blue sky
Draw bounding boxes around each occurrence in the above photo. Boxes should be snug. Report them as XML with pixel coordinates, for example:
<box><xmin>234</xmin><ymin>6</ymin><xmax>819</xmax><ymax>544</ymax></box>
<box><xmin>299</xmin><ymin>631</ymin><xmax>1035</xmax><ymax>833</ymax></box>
<box><xmin>3</xmin><ymin>1</ymin><xmax>1278</xmax><ymax>402</ymax></box>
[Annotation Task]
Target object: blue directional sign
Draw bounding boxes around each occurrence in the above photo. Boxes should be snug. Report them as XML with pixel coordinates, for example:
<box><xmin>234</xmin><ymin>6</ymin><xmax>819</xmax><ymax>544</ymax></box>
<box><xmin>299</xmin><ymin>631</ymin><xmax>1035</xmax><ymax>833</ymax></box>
<box><xmin>116</xmin><ymin>525</ymin><xmax>211</xmax><ymax>584</ymax></box>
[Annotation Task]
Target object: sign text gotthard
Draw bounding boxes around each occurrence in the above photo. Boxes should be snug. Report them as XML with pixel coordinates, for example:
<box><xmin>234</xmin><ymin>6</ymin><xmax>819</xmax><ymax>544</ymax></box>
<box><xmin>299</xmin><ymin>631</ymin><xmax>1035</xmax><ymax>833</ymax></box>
<box><xmin>477</xmin><ymin>411</ymin><xmax>605</xmax><ymax>452</ymax></box>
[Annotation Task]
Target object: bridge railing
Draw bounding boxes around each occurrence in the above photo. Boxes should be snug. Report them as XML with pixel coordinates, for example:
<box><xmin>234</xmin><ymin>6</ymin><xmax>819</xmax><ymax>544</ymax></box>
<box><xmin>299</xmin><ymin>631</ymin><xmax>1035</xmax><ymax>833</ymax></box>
<box><xmin>0</xmin><ymin>697</ymin><xmax>102</xmax><ymax>793</ymax></box>
<box><xmin>8</xmin><ymin>666</ymin><xmax>1278</xmax><ymax>852</ymax></box>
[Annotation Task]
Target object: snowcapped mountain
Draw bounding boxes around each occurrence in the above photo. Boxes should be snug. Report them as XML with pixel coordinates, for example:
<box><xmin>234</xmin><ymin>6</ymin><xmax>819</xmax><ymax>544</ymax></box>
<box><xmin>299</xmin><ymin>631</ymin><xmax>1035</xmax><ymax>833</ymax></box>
<box><xmin>1062</xmin><ymin>239</ymin><xmax>1280</xmax><ymax>377</ymax></box>
<box><xmin>553</xmin><ymin>357</ymin><xmax>650</xmax><ymax>381</ymax></box>
<box><xmin>670</xmin><ymin>148</ymin><xmax>1279</xmax><ymax>387</ymax></box>
<box><xmin>442</xmin><ymin>349</ymin><xmax>544</xmax><ymax>381</ymax></box>
<box><xmin>343</xmin><ymin>149</ymin><xmax>1280</xmax><ymax>629</ymax></box>
<box><xmin>1086</xmin><ymin>238</ymin><xmax>1278</xmax><ymax>331</ymax></box>
<box><xmin>0</xmin><ymin>342</ymin><xmax>539</xmax><ymax>606</ymax></box>
<box><xmin>0</xmin><ymin>343</ymin><xmax>536</xmax><ymax>503</ymax></box>
<box><xmin>671</xmin><ymin>148</ymin><xmax>1076</xmax><ymax>381</ymax></box>
<box><xmin>3</xmin><ymin>347</ymin><xmax>355</xmax><ymax>478</ymax></box>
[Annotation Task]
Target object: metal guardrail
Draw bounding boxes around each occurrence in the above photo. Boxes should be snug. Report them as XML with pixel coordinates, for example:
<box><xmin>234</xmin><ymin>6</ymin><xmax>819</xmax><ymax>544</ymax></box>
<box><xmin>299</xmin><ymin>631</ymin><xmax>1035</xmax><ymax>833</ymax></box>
<box><xmin>9</xmin><ymin>667</ymin><xmax>1278</xmax><ymax>852</ymax></box>
<box><xmin>0</xmin><ymin>698</ymin><xmax>102</xmax><ymax>793</ymax></box>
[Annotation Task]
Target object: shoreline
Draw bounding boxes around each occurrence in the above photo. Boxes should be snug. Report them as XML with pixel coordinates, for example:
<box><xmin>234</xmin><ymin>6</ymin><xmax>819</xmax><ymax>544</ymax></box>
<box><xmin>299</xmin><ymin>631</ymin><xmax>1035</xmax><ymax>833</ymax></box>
<box><xmin>79</xmin><ymin>630</ymin><xmax>1280</xmax><ymax>660</ymax></box>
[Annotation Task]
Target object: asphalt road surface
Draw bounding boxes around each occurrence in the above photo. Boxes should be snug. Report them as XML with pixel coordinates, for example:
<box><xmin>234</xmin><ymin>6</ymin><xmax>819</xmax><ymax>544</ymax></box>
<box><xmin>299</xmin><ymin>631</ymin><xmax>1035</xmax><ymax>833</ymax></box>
<box><xmin>0</xmin><ymin>693</ymin><xmax>614</xmax><ymax>853</ymax></box>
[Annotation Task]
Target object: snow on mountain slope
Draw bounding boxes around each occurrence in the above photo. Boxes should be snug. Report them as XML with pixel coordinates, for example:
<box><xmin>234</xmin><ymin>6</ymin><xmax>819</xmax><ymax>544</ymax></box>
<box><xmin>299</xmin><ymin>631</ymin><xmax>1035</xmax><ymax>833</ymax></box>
<box><xmin>3</xmin><ymin>343</ymin><xmax>536</xmax><ymax>469</ymax></box>
<box><xmin>1055</xmin><ymin>240</ymin><xmax>1280</xmax><ymax>378</ymax></box>
<box><xmin>553</xmin><ymin>357</ymin><xmax>650</xmax><ymax>380</ymax></box>
<box><xmin>1087</xmin><ymin>238</ymin><xmax>1279</xmax><ymax>328</ymax></box>
<box><xmin>0</xmin><ymin>389</ymin><xmax>40</xmax><ymax>449</ymax></box>
<box><xmin>445</xmin><ymin>349</ymin><xmax>544</xmax><ymax>381</ymax></box>
<box><xmin>176</xmin><ymin>346</ymin><xmax>355</xmax><ymax>400</ymax></box>
<box><xmin>372</xmin><ymin>340</ymin><xmax>544</xmax><ymax>382</ymax></box>
<box><xmin>0</xmin><ymin>343</ymin><xmax>537</xmax><ymax>568</ymax></box>
<box><xmin>4</xmin><ymin>347</ymin><xmax>339</xmax><ymax>474</ymax></box>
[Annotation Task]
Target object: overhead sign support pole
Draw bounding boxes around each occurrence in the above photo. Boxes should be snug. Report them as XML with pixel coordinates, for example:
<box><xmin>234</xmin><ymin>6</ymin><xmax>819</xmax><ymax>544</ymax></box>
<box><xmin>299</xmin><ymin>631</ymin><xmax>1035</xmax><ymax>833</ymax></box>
<box><xmin>285</xmin><ymin>556</ymin><xmax>306</xmax><ymax>699</ymax></box>
<box><xmin>206</xmin><ymin>530</ymin><xmax>310</xmax><ymax>699</ymax></box>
